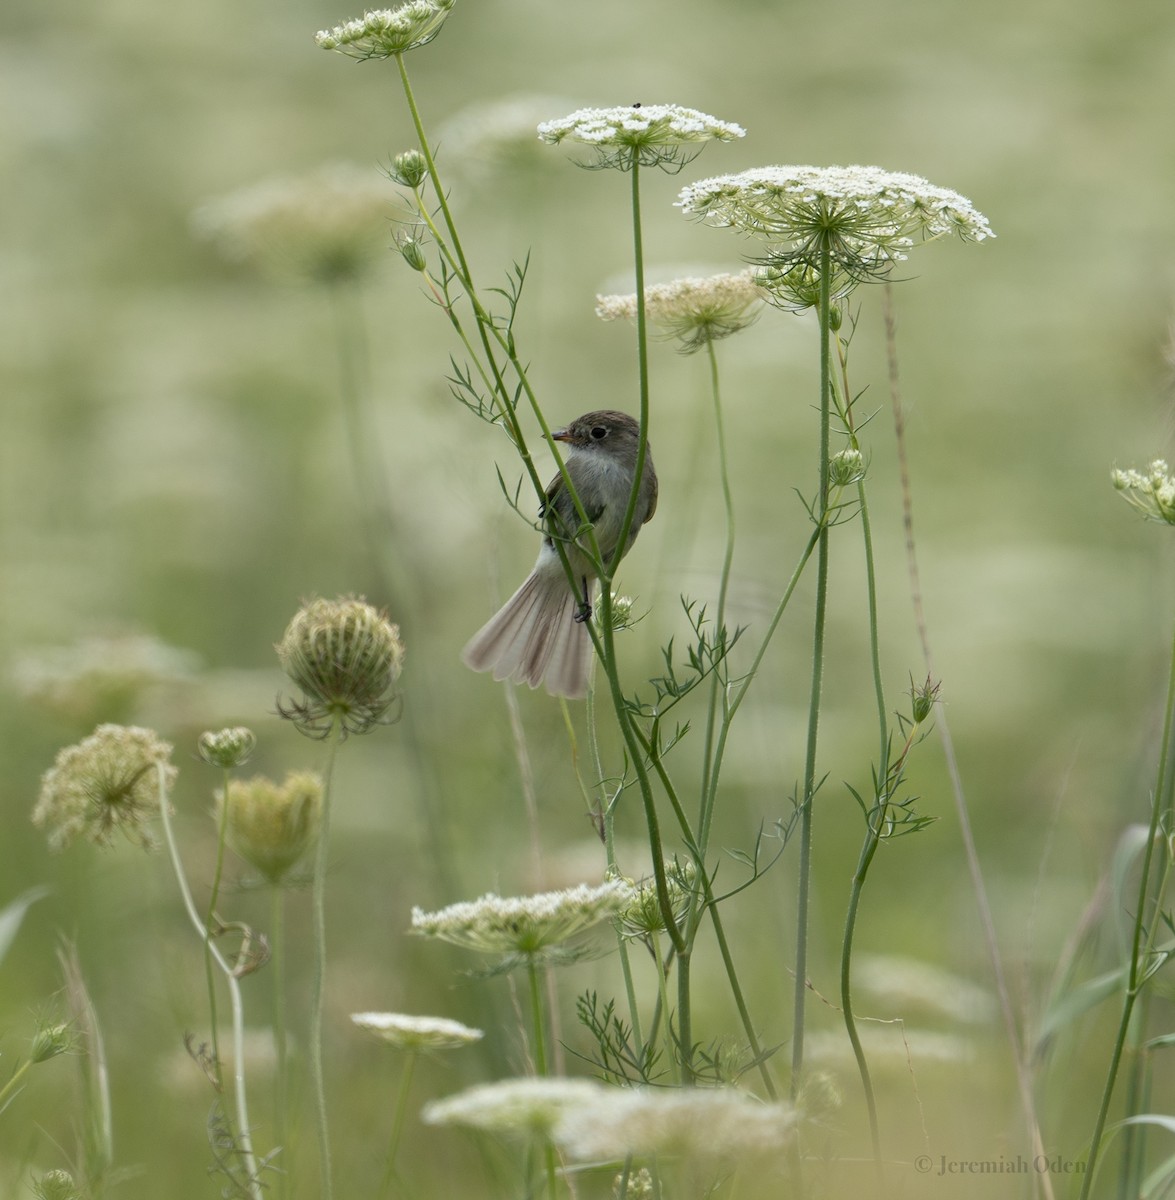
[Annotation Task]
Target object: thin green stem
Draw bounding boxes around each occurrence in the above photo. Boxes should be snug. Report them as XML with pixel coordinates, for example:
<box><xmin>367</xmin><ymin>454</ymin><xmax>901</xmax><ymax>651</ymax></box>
<box><xmin>157</xmin><ymin>763</ymin><xmax>264</xmax><ymax>1200</ymax></box>
<box><xmin>831</xmin><ymin>326</ymin><xmax>887</xmax><ymax>1173</ymax></box>
<box><xmin>699</xmin><ymin>338</ymin><xmax>735</xmax><ymax>841</ymax></box>
<box><xmin>651</xmin><ymin>937</ymin><xmax>680</xmax><ymax>1085</ymax></box>
<box><xmin>1079</xmin><ymin>615</ymin><xmax>1175</xmax><ymax>1199</ymax></box>
<box><xmin>882</xmin><ymin>286</ymin><xmax>1053</xmax><ymax>1193</ymax></box>
<box><xmin>270</xmin><ymin>884</ymin><xmax>289</xmax><ymax>1200</ymax></box>
<box><xmin>527</xmin><ymin>959</ymin><xmax>558</xmax><ymax>1200</ymax></box>
<box><xmin>601</xmin><ymin>720</ymin><xmax>645</xmax><ymax>1051</ymax></box>
<box><xmin>309</xmin><ymin>723</ymin><xmax>343</xmax><ymax>1200</ymax></box>
<box><xmin>0</xmin><ymin>1059</ymin><xmax>32</xmax><ymax>1112</ymax></box>
<box><xmin>202</xmin><ymin>765</ymin><xmax>232</xmax><ymax>1092</ymax></box>
<box><xmin>610</xmin><ymin>160</ymin><xmax>652</xmax><ymax>575</ymax></box>
<box><xmin>791</xmin><ymin>242</ymin><xmax>834</xmax><ymax>1095</ymax></box>
<box><xmin>380</xmin><ymin>1050</ymin><xmax>418</xmax><ymax>1199</ymax></box>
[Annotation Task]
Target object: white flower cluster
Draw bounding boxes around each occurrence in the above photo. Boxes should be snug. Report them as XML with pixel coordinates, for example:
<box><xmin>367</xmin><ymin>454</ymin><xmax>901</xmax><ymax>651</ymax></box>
<box><xmin>538</xmin><ymin>105</ymin><xmax>745</xmax><ymax>149</ymax></box>
<box><xmin>437</xmin><ymin>94</ymin><xmax>579</xmax><ymax>178</ymax></box>
<box><xmin>424</xmin><ymin>1077</ymin><xmax>797</xmax><ymax>1163</ymax></box>
<box><xmin>678</xmin><ymin>164</ymin><xmax>993</xmax><ymax>246</ymax></box>
<box><xmin>410</xmin><ymin>880</ymin><xmax>633</xmax><ymax>956</ymax></box>
<box><xmin>33</xmin><ymin>725</ymin><xmax>176</xmax><ymax>851</ymax></box>
<box><xmin>315</xmin><ymin>0</ymin><xmax>455</xmax><ymax>58</ymax></box>
<box><xmin>1112</xmin><ymin>459</ymin><xmax>1175</xmax><ymax>525</ymax></box>
<box><xmin>596</xmin><ymin>268</ymin><xmax>764</xmax><ymax>351</ymax></box>
<box><xmin>678</xmin><ymin>165</ymin><xmax>992</xmax><ymax>304</ymax></box>
<box><xmin>350</xmin><ymin>1012</ymin><xmax>483</xmax><ymax>1050</ymax></box>
<box><xmin>192</xmin><ymin>163</ymin><xmax>394</xmax><ymax>283</ymax></box>
<box><xmin>423</xmin><ymin>1078</ymin><xmax>606</xmax><ymax>1138</ymax></box>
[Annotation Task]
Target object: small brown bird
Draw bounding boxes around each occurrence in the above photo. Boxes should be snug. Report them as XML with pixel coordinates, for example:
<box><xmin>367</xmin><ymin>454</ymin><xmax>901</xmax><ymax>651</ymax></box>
<box><xmin>462</xmin><ymin>410</ymin><xmax>658</xmax><ymax>699</ymax></box>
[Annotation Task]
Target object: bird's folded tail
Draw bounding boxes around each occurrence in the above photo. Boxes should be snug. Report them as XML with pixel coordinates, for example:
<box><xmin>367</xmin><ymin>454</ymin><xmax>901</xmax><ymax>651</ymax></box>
<box><xmin>461</xmin><ymin>568</ymin><xmax>593</xmax><ymax>699</ymax></box>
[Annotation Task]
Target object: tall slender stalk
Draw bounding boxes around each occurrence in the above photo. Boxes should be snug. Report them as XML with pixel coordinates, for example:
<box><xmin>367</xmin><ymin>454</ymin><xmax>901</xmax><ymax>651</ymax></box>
<box><xmin>1078</xmin><ymin>616</ymin><xmax>1175</xmax><ymax>1199</ymax></box>
<box><xmin>156</xmin><ymin>763</ymin><xmax>264</xmax><ymax>1200</ymax></box>
<box><xmin>791</xmin><ymin>242</ymin><xmax>834</xmax><ymax>1093</ymax></box>
<box><xmin>527</xmin><ymin>959</ymin><xmax>558</xmax><ymax>1200</ymax></box>
<box><xmin>270</xmin><ymin>884</ymin><xmax>289</xmax><ymax>1200</ymax></box>
<box><xmin>883</xmin><ymin>288</ymin><xmax>1054</xmax><ymax>1194</ymax></box>
<box><xmin>202</xmin><ymin>765</ymin><xmax>232</xmax><ymax>1093</ymax></box>
<box><xmin>309</xmin><ymin>724</ymin><xmax>343</xmax><ymax>1200</ymax></box>
<box><xmin>379</xmin><ymin>1050</ymin><xmax>418</xmax><ymax>1199</ymax></box>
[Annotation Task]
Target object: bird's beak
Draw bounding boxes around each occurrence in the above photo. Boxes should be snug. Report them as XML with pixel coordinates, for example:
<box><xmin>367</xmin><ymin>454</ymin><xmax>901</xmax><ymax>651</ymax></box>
<box><xmin>549</xmin><ymin>427</ymin><xmax>571</xmax><ymax>443</ymax></box>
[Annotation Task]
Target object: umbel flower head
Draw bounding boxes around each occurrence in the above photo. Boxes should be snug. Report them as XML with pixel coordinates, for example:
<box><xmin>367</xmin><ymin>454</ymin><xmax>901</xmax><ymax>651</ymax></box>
<box><xmin>33</xmin><ymin>724</ymin><xmax>177</xmax><ymax>851</ymax></box>
<box><xmin>616</xmin><ymin>860</ymin><xmax>696</xmax><ymax>941</ymax></box>
<box><xmin>423</xmin><ymin>1077</ymin><xmax>610</xmax><ymax>1140</ymax></box>
<box><xmin>350</xmin><ymin>1011</ymin><xmax>483</xmax><ymax>1051</ymax></box>
<box><xmin>596</xmin><ymin>267</ymin><xmax>765</xmax><ymax>353</ymax></box>
<box><xmin>1112</xmin><ymin>460</ymin><xmax>1175</xmax><ymax>525</ymax></box>
<box><xmin>198</xmin><ymin>726</ymin><xmax>257</xmax><ymax>769</ymax></box>
<box><xmin>678</xmin><ymin>164</ymin><xmax>993</xmax><ymax>306</ymax></box>
<box><xmin>315</xmin><ymin>0</ymin><xmax>455</xmax><ymax>60</ymax></box>
<box><xmin>277</xmin><ymin>596</ymin><xmax>404</xmax><ymax>737</ymax></box>
<box><xmin>552</xmin><ymin>1085</ymin><xmax>798</xmax><ymax>1166</ymax></box>
<box><xmin>217</xmin><ymin>771</ymin><xmax>324</xmax><ymax>884</ymax></box>
<box><xmin>33</xmin><ymin>1171</ymin><xmax>81</xmax><ymax>1200</ymax></box>
<box><xmin>192</xmin><ymin>163</ymin><xmax>394</xmax><ymax>284</ymax></box>
<box><xmin>538</xmin><ymin>104</ymin><xmax>745</xmax><ymax>171</ymax></box>
<box><xmin>411</xmin><ymin>880</ymin><xmax>633</xmax><ymax>966</ymax></box>
<box><xmin>12</xmin><ymin>633</ymin><xmax>197</xmax><ymax>725</ymax></box>
<box><xmin>437</xmin><ymin>94</ymin><xmax>579</xmax><ymax>182</ymax></box>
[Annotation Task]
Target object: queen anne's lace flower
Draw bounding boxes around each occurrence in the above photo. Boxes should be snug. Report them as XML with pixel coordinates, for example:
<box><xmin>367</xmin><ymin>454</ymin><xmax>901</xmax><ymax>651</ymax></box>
<box><xmin>423</xmin><ymin>1077</ymin><xmax>610</xmax><ymax>1138</ymax></box>
<box><xmin>33</xmin><ymin>725</ymin><xmax>177</xmax><ymax>851</ymax></box>
<box><xmin>276</xmin><ymin>596</ymin><xmax>404</xmax><ymax>738</ymax></box>
<box><xmin>315</xmin><ymin>0</ymin><xmax>455</xmax><ymax>59</ymax></box>
<box><xmin>193</xmin><ymin>163</ymin><xmax>394</xmax><ymax>283</ymax></box>
<box><xmin>678</xmin><ymin>164</ymin><xmax>992</xmax><ymax>304</ymax></box>
<box><xmin>410</xmin><ymin>881</ymin><xmax>633</xmax><ymax>959</ymax></box>
<box><xmin>552</xmin><ymin>1085</ymin><xmax>797</xmax><ymax>1164</ymax></box>
<box><xmin>218</xmin><ymin>771</ymin><xmax>323</xmax><ymax>884</ymax></box>
<box><xmin>539</xmin><ymin>104</ymin><xmax>744</xmax><ymax>170</ymax></box>
<box><xmin>596</xmin><ymin>268</ymin><xmax>764</xmax><ymax>352</ymax></box>
<box><xmin>350</xmin><ymin>1012</ymin><xmax>483</xmax><ymax>1050</ymax></box>
<box><xmin>1112</xmin><ymin>460</ymin><xmax>1175</xmax><ymax>524</ymax></box>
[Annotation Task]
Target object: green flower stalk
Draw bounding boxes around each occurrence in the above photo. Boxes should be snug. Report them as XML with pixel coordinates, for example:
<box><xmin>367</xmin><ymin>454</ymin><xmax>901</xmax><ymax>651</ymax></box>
<box><xmin>32</xmin><ymin>724</ymin><xmax>176</xmax><ymax>851</ymax></box>
<box><xmin>351</xmin><ymin>1013</ymin><xmax>482</xmax><ymax>1196</ymax></box>
<box><xmin>277</xmin><ymin>596</ymin><xmax>404</xmax><ymax>1200</ymax></box>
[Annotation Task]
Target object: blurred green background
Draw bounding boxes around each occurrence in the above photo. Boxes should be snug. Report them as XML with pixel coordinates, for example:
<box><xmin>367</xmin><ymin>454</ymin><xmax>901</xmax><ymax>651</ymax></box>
<box><xmin>3</xmin><ymin>0</ymin><xmax>1175</xmax><ymax>1194</ymax></box>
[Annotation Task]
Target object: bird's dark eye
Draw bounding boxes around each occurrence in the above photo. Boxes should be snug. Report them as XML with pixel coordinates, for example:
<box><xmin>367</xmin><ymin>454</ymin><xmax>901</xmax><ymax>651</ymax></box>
<box><xmin>590</xmin><ymin>425</ymin><xmax>608</xmax><ymax>440</ymax></box>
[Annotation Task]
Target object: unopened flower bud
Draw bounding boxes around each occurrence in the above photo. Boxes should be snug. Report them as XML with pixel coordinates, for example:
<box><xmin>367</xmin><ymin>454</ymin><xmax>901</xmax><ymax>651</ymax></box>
<box><xmin>218</xmin><ymin>771</ymin><xmax>324</xmax><ymax>884</ymax></box>
<box><xmin>390</xmin><ymin>150</ymin><xmax>427</xmax><ymax>189</ymax></box>
<box><xmin>909</xmin><ymin>676</ymin><xmax>940</xmax><ymax>725</ymax></box>
<box><xmin>277</xmin><ymin>596</ymin><xmax>404</xmax><ymax>737</ymax></box>
<box><xmin>198</xmin><ymin>726</ymin><xmax>257</xmax><ymax>769</ymax></box>
<box><xmin>33</xmin><ymin>1170</ymin><xmax>81</xmax><ymax>1200</ymax></box>
<box><xmin>829</xmin><ymin>448</ymin><xmax>865</xmax><ymax>488</ymax></box>
<box><xmin>30</xmin><ymin>1023</ymin><xmax>73</xmax><ymax>1064</ymax></box>
<box><xmin>397</xmin><ymin>233</ymin><xmax>428</xmax><ymax>272</ymax></box>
